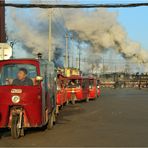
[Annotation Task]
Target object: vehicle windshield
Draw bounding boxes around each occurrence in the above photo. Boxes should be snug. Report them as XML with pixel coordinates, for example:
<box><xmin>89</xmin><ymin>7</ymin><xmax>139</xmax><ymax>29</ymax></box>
<box><xmin>0</xmin><ymin>64</ymin><xmax>37</xmax><ymax>86</ymax></box>
<box><xmin>89</xmin><ymin>80</ymin><xmax>94</xmax><ymax>87</ymax></box>
<box><xmin>67</xmin><ymin>79</ymin><xmax>81</xmax><ymax>88</ymax></box>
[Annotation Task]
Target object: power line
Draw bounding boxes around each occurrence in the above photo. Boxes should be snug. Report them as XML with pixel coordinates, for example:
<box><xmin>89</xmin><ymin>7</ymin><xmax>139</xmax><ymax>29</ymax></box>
<box><xmin>3</xmin><ymin>0</ymin><xmax>148</xmax><ymax>4</ymax></box>
<box><xmin>1</xmin><ymin>3</ymin><xmax>148</xmax><ymax>8</ymax></box>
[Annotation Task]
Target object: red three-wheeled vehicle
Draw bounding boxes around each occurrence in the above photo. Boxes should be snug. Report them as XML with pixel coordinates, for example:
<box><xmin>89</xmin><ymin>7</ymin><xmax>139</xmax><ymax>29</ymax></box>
<box><xmin>0</xmin><ymin>58</ymin><xmax>56</xmax><ymax>138</ymax></box>
<box><xmin>88</xmin><ymin>77</ymin><xmax>99</xmax><ymax>100</ymax></box>
<box><xmin>66</xmin><ymin>76</ymin><xmax>90</xmax><ymax>104</ymax></box>
<box><xmin>55</xmin><ymin>73</ymin><xmax>67</xmax><ymax>113</ymax></box>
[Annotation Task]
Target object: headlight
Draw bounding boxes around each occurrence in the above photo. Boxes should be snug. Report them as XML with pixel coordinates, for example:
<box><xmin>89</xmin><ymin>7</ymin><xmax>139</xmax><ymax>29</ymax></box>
<box><xmin>57</xmin><ymin>86</ymin><xmax>61</xmax><ymax>91</ymax></box>
<box><xmin>12</xmin><ymin>96</ymin><xmax>20</xmax><ymax>103</ymax></box>
<box><xmin>89</xmin><ymin>86</ymin><xmax>92</xmax><ymax>89</ymax></box>
<box><xmin>72</xmin><ymin>88</ymin><xmax>75</xmax><ymax>93</ymax></box>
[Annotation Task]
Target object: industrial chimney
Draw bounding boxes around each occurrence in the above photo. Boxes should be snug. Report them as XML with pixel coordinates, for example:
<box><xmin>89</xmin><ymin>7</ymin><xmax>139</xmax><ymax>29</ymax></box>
<box><xmin>0</xmin><ymin>0</ymin><xmax>6</xmax><ymax>43</ymax></box>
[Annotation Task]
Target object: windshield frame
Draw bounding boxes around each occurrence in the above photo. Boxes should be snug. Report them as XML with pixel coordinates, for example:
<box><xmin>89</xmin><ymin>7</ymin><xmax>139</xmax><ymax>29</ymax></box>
<box><xmin>0</xmin><ymin>63</ymin><xmax>38</xmax><ymax>86</ymax></box>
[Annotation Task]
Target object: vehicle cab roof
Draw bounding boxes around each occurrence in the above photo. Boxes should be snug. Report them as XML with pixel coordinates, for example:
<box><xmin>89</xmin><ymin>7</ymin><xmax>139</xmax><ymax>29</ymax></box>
<box><xmin>67</xmin><ymin>75</ymin><xmax>82</xmax><ymax>80</ymax></box>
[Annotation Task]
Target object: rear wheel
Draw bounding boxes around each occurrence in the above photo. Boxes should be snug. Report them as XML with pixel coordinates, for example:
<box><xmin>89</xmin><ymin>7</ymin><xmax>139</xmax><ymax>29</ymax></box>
<box><xmin>66</xmin><ymin>100</ymin><xmax>69</xmax><ymax>105</ymax></box>
<box><xmin>11</xmin><ymin>115</ymin><xmax>21</xmax><ymax>139</ymax></box>
<box><xmin>86</xmin><ymin>97</ymin><xmax>89</xmax><ymax>102</ymax></box>
<box><xmin>47</xmin><ymin>111</ymin><xmax>55</xmax><ymax>130</ymax></box>
<box><xmin>56</xmin><ymin>105</ymin><xmax>59</xmax><ymax>114</ymax></box>
<box><xmin>71</xmin><ymin>99</ymin><xmax>75</xmax><ymax>105</ymax></box>
<box><xmin>71</xmin><ymin>94</ymin><xmax>76</xmax><ymax>105</ymax></box>
<box><xmin>20</xmin><ymin>128</ymin><xmax>24</xmax><ymax>137</ymax></box>
<box><xmin>96</xmin><ymin>93</ymin><xmax>98</xmax><ymax>99</ymax></box>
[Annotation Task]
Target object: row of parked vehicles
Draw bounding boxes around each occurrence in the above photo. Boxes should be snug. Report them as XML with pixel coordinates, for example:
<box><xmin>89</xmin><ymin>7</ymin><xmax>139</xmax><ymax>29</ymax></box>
<box><xmin>0</xmin><ymin>58</ymin><xmax>101</xmax><ymax>139</ymax></box>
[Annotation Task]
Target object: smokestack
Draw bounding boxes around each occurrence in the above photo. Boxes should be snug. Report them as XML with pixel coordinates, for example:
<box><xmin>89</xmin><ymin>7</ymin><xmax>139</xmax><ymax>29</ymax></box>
<box><xmin>0</xmin><ymin>0</ymin><xmax>6</xmax><ymax>43</ymax></box>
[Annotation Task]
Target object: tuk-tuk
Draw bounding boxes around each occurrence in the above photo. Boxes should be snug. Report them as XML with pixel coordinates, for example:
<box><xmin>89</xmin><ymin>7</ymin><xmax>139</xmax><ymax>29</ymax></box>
<box><xmin>0</xmin><ymin>59</ymin><xmax>56</xmax><ymax>138</ymax></box>
<box><xmin>97</xmin><ymin>79</ymin><xmax>101</xmax><ymax>97</ymax></box>
<box><xmin>88</xmin><ymin>77</ymin><xmax>98</xmax><ymax>100</ymax></box>
<box><xmin>56</xmin><ymin>73</ymin><xmax>67</xmax><ymax>113</ymax></box>
<box><xmin>66</xmin><ymin>76</ymin><xmax>89</xmax><ymax>104</ymax></box>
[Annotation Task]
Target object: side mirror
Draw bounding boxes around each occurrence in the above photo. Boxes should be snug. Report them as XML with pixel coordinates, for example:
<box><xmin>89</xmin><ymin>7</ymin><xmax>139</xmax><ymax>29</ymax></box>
<box><xmin>36</xmin><ymin>76</ymin><xmax>43</xmax><ymax>81</ymax></box>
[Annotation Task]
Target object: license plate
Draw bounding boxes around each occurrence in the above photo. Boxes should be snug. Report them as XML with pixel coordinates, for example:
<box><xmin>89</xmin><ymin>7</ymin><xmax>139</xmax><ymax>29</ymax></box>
<box><xmin>11</xmin><ymin>89</ymin><xmax>22</xmax><ymax>94</ymax></box>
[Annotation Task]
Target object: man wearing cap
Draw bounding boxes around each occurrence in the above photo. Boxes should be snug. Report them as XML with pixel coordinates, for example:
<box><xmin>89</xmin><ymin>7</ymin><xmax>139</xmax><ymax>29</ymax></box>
<box><xmin>12</xmin><ymin>68</ymin><xmax>33</xmax><ymax>86</ymax></box>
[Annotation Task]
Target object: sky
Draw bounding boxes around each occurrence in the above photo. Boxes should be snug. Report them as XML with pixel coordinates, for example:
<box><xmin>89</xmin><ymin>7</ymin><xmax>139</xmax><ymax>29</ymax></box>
<box><xmin>5</xmin><ymin>0</ymin><xmax>148</xmax><ymax>51</ymax></box>
<box><xmin>109</xmin><ymin>6</ymin><xmax>148</xmax><ymax>50</ymax></box>
<box><xmin>80</xmin><ymin>0</ymin><xmax>148</xmax><ymax>50</ymax></box>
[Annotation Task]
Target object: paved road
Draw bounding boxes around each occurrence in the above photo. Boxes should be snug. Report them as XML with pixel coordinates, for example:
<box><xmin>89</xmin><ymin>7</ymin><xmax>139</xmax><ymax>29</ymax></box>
<box><xmin>0</xmin><ymin>88</ymin><xmax>148</xmax><ymax>147</ymax></box>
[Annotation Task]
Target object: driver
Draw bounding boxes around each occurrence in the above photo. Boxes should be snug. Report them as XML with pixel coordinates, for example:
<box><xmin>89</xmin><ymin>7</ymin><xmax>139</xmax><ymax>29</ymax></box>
<box><xmin>69</xmin><ymin>80</ymin><xmax>75</xmax><ymax>86</ymax></box>
<box><xmin>12</xmin><ymin>68</ymin><xmax>33</xmax><ymax>86</ymax></box>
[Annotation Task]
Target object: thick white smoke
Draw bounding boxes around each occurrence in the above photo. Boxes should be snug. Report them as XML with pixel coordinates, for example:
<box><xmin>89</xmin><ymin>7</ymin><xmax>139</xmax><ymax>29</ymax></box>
<box><xmin>6</xmin><ymin>6</ymin><xmax>148</xmax><ymax>72</ymax></box>
<box><xmin>63</xmin><ymin>8</ymin><xmax>148</xmax><ymax>72</ymax></box>
<box><xmin>6</xmin><ymin>7</ymin><xmax>66</xmax><ymax>66</ymax></box>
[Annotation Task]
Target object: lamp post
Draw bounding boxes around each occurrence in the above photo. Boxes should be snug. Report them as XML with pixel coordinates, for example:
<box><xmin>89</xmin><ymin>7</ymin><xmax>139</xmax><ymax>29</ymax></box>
<box><xmin>65</xmin><ymin>33</ymin><xmax>69</xmax><ymax>67</ymax></box>
<box><xmin>48</xmin><ymin>8</ymin><xmax>52</xmax><ymax>62</ymax></box>
<box><xmin>10</xmin><ymin>41</ymin><xmax>16</xmax><ymax>59</ymax></box>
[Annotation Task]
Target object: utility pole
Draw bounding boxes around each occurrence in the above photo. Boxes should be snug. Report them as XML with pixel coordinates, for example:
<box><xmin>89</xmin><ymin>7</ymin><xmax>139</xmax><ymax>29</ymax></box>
<box><xmin>48</xmin><ymin>8</ymin><xmax>52</xmax><ymax>62</ymax></box>
<box><xmin>76</xmin><ymin>57</ymin><xmax>78</xmax><ymax>69</ymax></box>
<box><xmin>115</xmin><ymin>64</ymin><xmax>116</xmax><ymax>73</ymax></box>
<box><xmin>71</xmin><ymin>34</ymin><xmax>74</xmax><ymax>68</ymax></box>
<box><xmin>102</xmin><ymin>56</ymin><xmax>104</xmax><ymax>74</ymax></box>
<box><xmin>78</xmin><ymin>46</ymin><xmax>81</xmax><ymax>70</ymax></box>
<box><xmin>65</xmin><ymin>33</ymin><xmax>69</xmax><ymax>67</ymax></box>
<box><xmin>0</xmin><ymin>0</ymin><xmax>6</xmax><ymax>43</ymax></box>
<box><xmin>77</xmin><ymin>43</ymin><xmax>81</xmax><ymax>70</ymax></box>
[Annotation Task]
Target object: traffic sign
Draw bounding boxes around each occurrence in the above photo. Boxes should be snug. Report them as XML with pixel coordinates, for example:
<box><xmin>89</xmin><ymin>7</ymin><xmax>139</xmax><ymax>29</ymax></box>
<box><xmin>0</xmin><ymin>43</ymin><xmax>12</xmax><ymax>60</ymax></box>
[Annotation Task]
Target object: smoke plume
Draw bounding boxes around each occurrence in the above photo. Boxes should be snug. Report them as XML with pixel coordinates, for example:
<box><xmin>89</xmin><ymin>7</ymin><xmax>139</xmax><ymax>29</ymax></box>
<box><xmin>6</xmin><ymin>7</ymin><xmax>66</xmax><ymax>67</ymax></box>
<box><xmin>6</xmin><ymin>6</ymin><xmax>148</xmax><ymax>72</ymax></box>
<box><xmin>63</xmin><ymin>9</ymin><xmax>148</xmax><ymax>68</ymax></box>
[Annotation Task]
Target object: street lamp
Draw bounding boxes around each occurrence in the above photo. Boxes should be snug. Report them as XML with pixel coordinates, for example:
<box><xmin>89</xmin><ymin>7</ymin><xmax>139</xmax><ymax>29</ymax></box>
<box><xmin>10</xmin><ymin>40</ymin><xmax>16</xmax><ymax>59</ymax></box>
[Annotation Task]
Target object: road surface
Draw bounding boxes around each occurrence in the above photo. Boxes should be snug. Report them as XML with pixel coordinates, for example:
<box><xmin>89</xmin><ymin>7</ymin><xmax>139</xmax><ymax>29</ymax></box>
<box><xmin>0</xmin><ymin>88</ymin><xmax>148</xmax><ymax>147</ymax></box>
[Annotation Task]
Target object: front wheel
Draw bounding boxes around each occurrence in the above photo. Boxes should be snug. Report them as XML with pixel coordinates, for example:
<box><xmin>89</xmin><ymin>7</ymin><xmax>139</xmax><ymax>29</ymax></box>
<box><xmin>121</xmin><ymin>84</ymin><xmax>125</xmax><ymax>88</ymax></box>
<box><xmin>11</xmin><ymin>115</ymin><xmax>21</xmax><ymax>139</ymax></box>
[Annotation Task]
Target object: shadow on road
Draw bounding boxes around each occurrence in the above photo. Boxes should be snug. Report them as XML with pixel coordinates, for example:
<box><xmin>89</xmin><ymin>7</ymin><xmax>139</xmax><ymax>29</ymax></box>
<box><xmin>0</xmin><ymin>128</ymin><xmax>10</xmax><ymax>138</ymax></box>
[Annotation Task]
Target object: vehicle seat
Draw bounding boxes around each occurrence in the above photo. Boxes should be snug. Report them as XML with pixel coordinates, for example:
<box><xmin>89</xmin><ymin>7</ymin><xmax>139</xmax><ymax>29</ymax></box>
<box><xmin>6</xmin><ymin>78</ymin><xmax>14</xmax><ymax>85</ymax></box>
